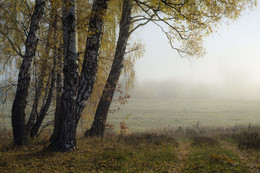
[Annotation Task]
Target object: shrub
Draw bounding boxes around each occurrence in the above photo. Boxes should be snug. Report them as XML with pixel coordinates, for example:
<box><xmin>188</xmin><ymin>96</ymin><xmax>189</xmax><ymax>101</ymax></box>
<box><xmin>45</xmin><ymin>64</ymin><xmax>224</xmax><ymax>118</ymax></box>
<box><xmin>118</xmin><ymin>132</ymin><xmax>178</xmax><ymax>146</ymax></box>
<box><xmin>237</xmin><ymin>131</ymin><xmax>260</xmax><ymax>150</ymax></box>
<box><xmin>119</xmin><ymin>121</ymin><xmax>128</xmax><ymax>135</ymax></box>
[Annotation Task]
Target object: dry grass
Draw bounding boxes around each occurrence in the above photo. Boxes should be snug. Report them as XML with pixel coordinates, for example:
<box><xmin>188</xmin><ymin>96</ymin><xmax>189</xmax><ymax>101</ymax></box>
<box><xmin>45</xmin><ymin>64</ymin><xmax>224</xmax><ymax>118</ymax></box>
<box><xmin>192</xmin><ymin>136</ymin><xmax>219</xmax><ymax>147</ymax></box>
<box><xmin>1</xmin><ymin>125</ymin><xmax>260</xmax><ymax>172</ymax></box>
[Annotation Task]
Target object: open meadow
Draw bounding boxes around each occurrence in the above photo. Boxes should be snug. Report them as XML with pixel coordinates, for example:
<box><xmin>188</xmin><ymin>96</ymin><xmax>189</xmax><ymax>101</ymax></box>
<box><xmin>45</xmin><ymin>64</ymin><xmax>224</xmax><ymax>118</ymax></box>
<box><xmin>2</xmin><ymin>98</ymin><xmax>260</xmax><ymax>132</ymax></box>
<box><xmin>107</xmin><ymin>98</ymin><xmax>260</xmax><ymax>132</ymax></box>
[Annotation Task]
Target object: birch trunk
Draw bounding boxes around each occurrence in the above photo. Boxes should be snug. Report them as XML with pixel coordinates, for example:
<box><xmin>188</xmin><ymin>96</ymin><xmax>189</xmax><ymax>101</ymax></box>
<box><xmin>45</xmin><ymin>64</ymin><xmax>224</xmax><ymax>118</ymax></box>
<box><xmin>50</xmin><ymin>43</ymin><xmax>63</xmax><ymax>143</ymax></box>
<box><xmin>85</xmin><ymin>0</ymin><xmax>132</xmax><ymax>137</ymax></box>
<box><xmin>29</xmin><ymin>8</ymin><xmax>59</xmax><ymax>138</ymax></box>
<box><xmin>50</xmin><ymin>0</ymin><xmax>79</xmax><ymax>152</ymax></box>
<box><xmin>30</xmin><ymin>51</ymin><xmax>56</xmax><ymax>138</ymax></box>
<box><xmin>75</xmin><ymin>0</ymin><xmax>109</xmax><ymax>126</ymax></box>
<box><xmin>26</xmin><ymin>9</ymin><xmax>57</xmax><ymax>136</ymax></box>
<box><xmin>11</xmin><ymin>0</ymin><xmax>46</xmax><ymax>146</ymax></box>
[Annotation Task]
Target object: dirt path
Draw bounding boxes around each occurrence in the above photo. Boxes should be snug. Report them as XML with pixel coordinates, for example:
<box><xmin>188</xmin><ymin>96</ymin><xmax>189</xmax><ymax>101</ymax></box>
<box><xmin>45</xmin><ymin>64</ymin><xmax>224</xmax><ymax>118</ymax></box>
<box><xmin>220</xmin><ymin>141</ymin><xmax>260</xmax><ymax>173</ymax></box>
<box><xmin>171</xmin><ymin>141</ymin><xmax>191</xmax><ymax>172</ymax></box>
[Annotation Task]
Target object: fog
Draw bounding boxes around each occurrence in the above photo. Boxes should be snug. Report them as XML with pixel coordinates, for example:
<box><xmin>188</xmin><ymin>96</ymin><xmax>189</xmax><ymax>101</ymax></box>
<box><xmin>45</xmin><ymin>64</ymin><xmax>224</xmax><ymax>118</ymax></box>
<box><xmin>130</xmin><ymin>78</ymin><xmax>260</xmax><ymax>100</ymax></box>
<box><xmin>130</xmin><ymin>4</ymin><xmax>260</xmax><ymax>101</ymax></box>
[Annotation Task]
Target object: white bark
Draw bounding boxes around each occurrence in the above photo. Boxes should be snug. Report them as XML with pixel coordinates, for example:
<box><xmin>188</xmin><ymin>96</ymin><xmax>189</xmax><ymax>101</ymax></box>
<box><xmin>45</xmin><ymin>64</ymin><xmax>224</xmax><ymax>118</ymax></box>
<box><xmin>75</xmin><ymin>0</ymin><xmax>109</xmax><ymax>125</ymax></box>
<box><xmin>53</xmin><ymin>0</ymin><xmax>79</xmax><ymax>152</ymax></box>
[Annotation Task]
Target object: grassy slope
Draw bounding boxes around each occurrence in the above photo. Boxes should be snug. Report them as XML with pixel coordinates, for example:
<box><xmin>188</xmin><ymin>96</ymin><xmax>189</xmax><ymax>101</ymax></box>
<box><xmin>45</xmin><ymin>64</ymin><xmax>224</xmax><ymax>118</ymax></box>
<box><xmin>1</xmin><ymin>132</ymin><xmax>260</xmax><ymax>173</ymax></box>
<box><xmin>0</xmin><ymin>136</ymin><xmax>178</xmax><ymax>172</ymax></box>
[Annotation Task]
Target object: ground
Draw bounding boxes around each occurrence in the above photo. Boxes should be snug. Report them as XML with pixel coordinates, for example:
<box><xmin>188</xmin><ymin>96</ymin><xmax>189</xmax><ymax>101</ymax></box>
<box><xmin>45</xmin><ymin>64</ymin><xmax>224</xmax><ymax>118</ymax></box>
<box><xmin>1</xmin><ymin>127</ymin><xmax>260</xmax><ymax>172</ymax></box>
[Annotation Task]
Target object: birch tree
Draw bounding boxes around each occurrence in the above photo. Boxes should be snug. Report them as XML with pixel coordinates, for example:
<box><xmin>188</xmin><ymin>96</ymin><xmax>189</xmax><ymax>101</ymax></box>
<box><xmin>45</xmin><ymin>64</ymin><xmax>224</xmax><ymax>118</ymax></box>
<box><xmin>11</xmin><ymin>0</ymin><xmax>47</xmax><ymax>146</ymax></box>
<box><xmin>1</xmin><ymin>0</ymin><xmax>61</xmax><ymax>141</ymax></box>
<box><xmin>50</xmin><ymin>0</ymin><xmax>79</xmax><ymax>151</ymax></box>
<box><xmin>85</xmin><ymin>0</ymin><xmax>133</xmax><ymax>137</ymax></box>
<box><xmin>75</xmin><ymin>0</ymin><xmax>110</xmax><ymax>126</ymax></box>
<box><xmin>50</xmin><ymin>0</ymin><xmax>109</xmax><ymax>152</ymax></box>
<box><xmin>27</xmin><ymin>1</ymin><xmax>61</xmax><ymax>137</ymax></box>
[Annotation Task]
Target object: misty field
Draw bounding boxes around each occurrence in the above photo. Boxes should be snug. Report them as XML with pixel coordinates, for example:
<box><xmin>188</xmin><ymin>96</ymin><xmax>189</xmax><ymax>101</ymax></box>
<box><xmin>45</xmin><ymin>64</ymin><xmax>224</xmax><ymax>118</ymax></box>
<box><xmin>107</xmin><ymin>98</ymin><xmax>260</xmax><ymax>131</ymax></box>
<box><xmin>1</xmin><ymin>98</ymin><xmax>260</xmax><ymax>132</ymax></box>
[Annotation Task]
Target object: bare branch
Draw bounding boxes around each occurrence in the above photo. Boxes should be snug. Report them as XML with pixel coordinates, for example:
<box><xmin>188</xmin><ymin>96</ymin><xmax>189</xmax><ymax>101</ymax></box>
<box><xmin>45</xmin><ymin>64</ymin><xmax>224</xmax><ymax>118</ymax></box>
<box><xmin>152</xmin><ymin>21</ymin><xmax>186</xmax><ymax>57</ymax></box>
<box><xmin>125</xmin><ymin>46</ymin><xmax>139</xmax><ymax>55</ymax></box>
<box><xmin>0</xmin><ymin>31</ymin><xmax>24</xmax><ymax>58</ymax></box>
<box><xmin>37</xmin><ymin>120</ymin><xmax>54</xmax><ymax>137</ymax></box>
<box><xmin>129</xmin><ymin>15</ymin><xmax>155</xmax><ymax>35</ymax></box>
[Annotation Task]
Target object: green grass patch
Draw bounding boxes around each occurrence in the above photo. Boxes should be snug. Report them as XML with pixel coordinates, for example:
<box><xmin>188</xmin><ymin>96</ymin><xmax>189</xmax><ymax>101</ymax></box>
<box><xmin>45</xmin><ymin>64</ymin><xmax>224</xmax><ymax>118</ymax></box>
<box><xmin>183</xmin><ymin>146</ymin><xmax>249</xmax><ymax>173</ymax></box>
<box><xmin>0</xmin><ymin>136</ymin><xmax>178</xmax><ymax>172</ymax></box>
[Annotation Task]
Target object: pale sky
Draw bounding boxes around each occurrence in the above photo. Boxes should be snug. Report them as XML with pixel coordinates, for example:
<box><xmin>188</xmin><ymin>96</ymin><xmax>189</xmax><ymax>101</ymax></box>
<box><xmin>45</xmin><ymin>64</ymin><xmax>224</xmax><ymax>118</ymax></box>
<box><xmin>133</xmin><ymin>4</ymin><xmax>260</xmax><ymax>91</ymax></box>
